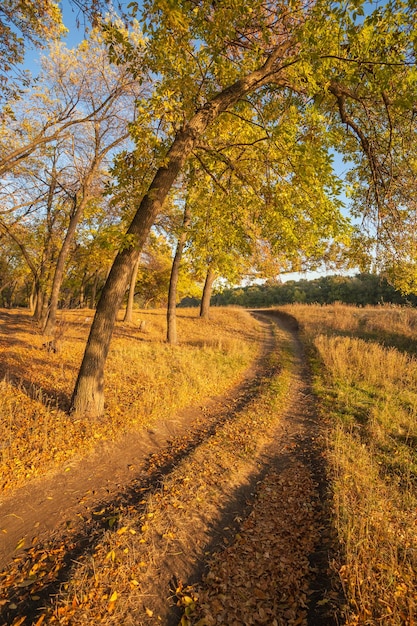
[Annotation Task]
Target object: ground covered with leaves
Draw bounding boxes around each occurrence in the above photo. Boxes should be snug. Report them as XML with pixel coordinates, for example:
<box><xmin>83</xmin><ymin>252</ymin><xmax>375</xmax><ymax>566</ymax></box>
<box><xmin>0</xmin><ymin>309</ymin><xmax>343</xmax><ymax>626</ymax></box>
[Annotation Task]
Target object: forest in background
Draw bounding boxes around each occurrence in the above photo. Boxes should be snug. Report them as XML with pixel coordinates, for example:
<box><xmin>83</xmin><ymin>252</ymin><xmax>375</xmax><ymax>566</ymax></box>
<box><xmin>210</xmin><ymin>273</ymin><xmax>417</xmax><ymax>308</ymax></box>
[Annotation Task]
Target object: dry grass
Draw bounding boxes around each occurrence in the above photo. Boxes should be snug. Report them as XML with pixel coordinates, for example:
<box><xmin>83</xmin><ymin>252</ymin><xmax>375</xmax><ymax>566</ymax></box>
<box><xmin>0</xmin><ymin>307</ymin><xmax>261</xmax><ymax>492</ymax></box>
<box><xmin>282</xmin><ymin>303</ymin><xmax>417</xmax><ymax>625</ymax></box>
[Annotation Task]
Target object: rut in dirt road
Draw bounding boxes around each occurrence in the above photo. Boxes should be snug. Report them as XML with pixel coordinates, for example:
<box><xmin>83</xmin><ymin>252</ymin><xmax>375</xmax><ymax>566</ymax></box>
<box><xmin>0</xmin><ymin>313</ymin><xmax>343</xmax><ymax>626</ymax></box>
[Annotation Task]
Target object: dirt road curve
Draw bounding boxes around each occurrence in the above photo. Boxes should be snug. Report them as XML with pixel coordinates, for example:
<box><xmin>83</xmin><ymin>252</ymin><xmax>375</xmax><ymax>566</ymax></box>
<box><xmin>0</xmin><ymin>311</ymin><xmax>343</xmax><ymax>625</ymax></box>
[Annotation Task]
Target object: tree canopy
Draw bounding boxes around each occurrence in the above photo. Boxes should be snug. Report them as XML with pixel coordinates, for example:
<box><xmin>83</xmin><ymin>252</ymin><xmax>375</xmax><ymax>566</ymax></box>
<box><xmin>0</xmin><ymin>0</ymin><xmax>118</xmax><ymax>107</ymax></box>
<box><xmin>71</xmin><ymin>0</ymin><xmax>417</xmax><ymax>415</ymax></box>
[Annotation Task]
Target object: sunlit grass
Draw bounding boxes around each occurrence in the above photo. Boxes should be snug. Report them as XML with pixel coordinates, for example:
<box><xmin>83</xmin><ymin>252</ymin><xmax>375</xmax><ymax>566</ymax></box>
<box><xmin>0</xmin><ymin>307</ymin><xmax>262</xmax><ymax>492</ymax></box>
<box><xmin>282</xmin><ymin>303</ymin><xmax>417</xmax><ymax>624</ymax></box>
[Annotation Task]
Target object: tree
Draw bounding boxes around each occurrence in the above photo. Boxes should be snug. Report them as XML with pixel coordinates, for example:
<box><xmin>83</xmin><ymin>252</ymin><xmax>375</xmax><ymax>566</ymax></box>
<box><xmin>166</xmin><ymin>201</ymin><xmax>191</xmax><ymax>343</ymax></box>
<box><xmin>199</xmin><ymin>265</ymin><xmax>216</xmax><ymax>319</ymax></box>
<box><xmin>0</xmin><ymin>0</ymin><xmax>116</xmax><ymax>109</ymax></box>
<box><xmin>175</xmin><ymin>102</ymin><xmax>350</xmax><ymax>319</ymax></box>
<box><xmin>41</xmin><ymin>33</ymin><xmax>139</xmax><ymax>335</ymax></box>
<box><xmin>71</xmin><ymin>51</ymin><xmax>289</xmax><ymax>415</ymax></box>
<box><xmin>0</xmin><ymin>0</ymin><xmax>64</xmax><ymax>106</ymax></box>
<box><xmin>0</xmin><ymin>142</ymin><xmax>64</xmax><ymax>320</ymax></box>
<box><xmin>0</xmin><ymin>15</ymin><xmax>142</xmax><ymax>179</ymax></box>
<box><xmin>71</xmin><ymin>0</ymin><xmax>417</xmax><ymax>417</ymax></box>
<box><xmin>0</xmin><ymin>30</ymin><xmax>140</xmax><ymax>331</ymax></box>
<box><xmin>322</xmin><ymin>3</ymin><xmax>417</xmax><ymax>293</ymax></box>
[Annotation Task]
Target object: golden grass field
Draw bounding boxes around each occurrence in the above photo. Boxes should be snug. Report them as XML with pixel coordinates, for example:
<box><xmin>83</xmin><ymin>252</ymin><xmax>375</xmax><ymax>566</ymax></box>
<box><xmin>1</xmin><ymin>303</ymin><xmax>416</xmax><ymax>625</ymax></box>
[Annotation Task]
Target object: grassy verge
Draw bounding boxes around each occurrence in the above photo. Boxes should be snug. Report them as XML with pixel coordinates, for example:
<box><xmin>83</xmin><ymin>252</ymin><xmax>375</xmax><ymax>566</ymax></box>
<box><xmin>283</xmin><ymin>304</ymin><xmax>417</xmax><ymax>625</ymax></box>
<box><xmin>0</xmin><ymin>307</ymin><xmax>261</xmax><ymax>492</ymax></box>
<box><xmin>0</xmin><ymin>324</ymin><xmax>295</xmax><ymax>625</ymax></box>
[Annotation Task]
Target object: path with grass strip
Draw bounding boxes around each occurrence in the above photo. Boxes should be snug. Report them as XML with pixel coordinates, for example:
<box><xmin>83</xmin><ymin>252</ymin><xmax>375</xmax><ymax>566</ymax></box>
<box><xmin>0</xmin><ymin>312</ymin><xmax>343</xmax><ymax>626</ymax></box>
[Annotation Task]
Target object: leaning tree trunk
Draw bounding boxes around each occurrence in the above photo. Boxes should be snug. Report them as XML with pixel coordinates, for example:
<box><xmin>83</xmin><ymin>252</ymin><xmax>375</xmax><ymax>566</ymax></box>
<box><xmin>167</xmin><ymin>203</ymin><xmax>191</xmax><ymax>344</ymax></box>
<box><xmin>124</xmin><ymin>255</ymin><xmax>141</xmax><ymax>323</ymax></box>
<box><xmin>70</xmin><ymin>51</ymin><xmax>285</xmax><ymax>417</ymax></box>
<box><xmin>200</xmin><ymin>265</ymin><xmax>215</xmax><ymax>320</ymax></box>
<box><xmin>70</xmin><ymin>129</ymin><xmax>194</xmax><ymax>417</ymax></box>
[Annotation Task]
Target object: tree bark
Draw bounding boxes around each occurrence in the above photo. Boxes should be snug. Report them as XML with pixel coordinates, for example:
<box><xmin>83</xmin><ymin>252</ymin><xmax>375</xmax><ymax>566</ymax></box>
<box><xmin>29</xmin><ymin>281</ymin><xmax>36</xmax><ymax>314</ymax></box>
<box><xmin>200</xmin><ymin>265</ymin><xmax>215</xmax><ymax>319</ymax></box>
<box><xmin>167</xmin><ymin>203</ymin><xmax>191</xmax><ymax>344</ymax></box>
<box><xmin>70</xmin><ymin>128</ymin><xmax>192</xmax><ymax>416</ymax></box>
<box><xmin>70</xmin><ymin>51</ymin><xmax>288</xmax><ymax>417</ymax></box>
<box><xmin>124</xmin><ymin>254</ymin><xmax>141</xmax><ymax>323</ymax></box>
<box><xmin>79</xmin><ymin>276</ymin><xmax>86</xmax><ymax>308</ymax></box>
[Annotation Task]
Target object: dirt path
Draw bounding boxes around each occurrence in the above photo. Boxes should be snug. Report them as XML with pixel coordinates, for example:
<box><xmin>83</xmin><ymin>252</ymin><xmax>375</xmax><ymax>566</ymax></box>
<box><xmin>0</xmin><ymin>312</ymin><xmax>343</xmax><ymax>625</ymax></box>
<box><xmin>181</xmin><ymin>311</ymin><xmax>343</xmax><ymax>625</ymax></box>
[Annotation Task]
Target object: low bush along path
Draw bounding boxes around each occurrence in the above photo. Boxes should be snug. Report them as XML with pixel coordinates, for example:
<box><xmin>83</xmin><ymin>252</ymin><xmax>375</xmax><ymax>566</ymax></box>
<box><xmin>0</xmin><ymin>311</ymin><xmax>343</xmax><ymax>626</ymax></box>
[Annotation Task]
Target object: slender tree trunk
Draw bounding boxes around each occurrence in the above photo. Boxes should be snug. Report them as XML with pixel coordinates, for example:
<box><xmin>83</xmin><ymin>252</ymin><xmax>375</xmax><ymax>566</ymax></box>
<box><xmin>33</xmin><ymin>279</ymin><xmax>45</xmax><ymax>322</ymax></box>
<box><xmin>80</xmin><ymin>280</ymin><xmax>85</xmax><ymax>308</ymax></box>
<box><xmin>200</xmin><ymin>265</ymin><xmax>215</xmax><ymax>319</ymax></box>
<box><xmin>90</xmin><ymin>270</ymin><xmax>99</xmax><ymax>309</ymax></box>
<box><xmin>70</xmin><ymin>53</ymin><xmax>285</xmax><ymax>417</ymax></box>
<box><xmin>38</xmin><ymin>159</ymin><xmax>58</xmax><ymax>327</ymax></box>
<box><xmin>124</xmin><ymin>255</ymin><xmax>141</xmax><ymax>323</ymax></box>
<box><xmin>167</xmin><ymin>203</ymin><xmax>191</xmax><ymax>344</ymax></box>
<box><xmin>29</xmin><ymin>281</ymin><xmax>36</xmax><ymax>314</ymax></box>
<box><xmin>43</xmin><ymin>195</ymin><xmax>89</xmax><ymax>336</ymax></box>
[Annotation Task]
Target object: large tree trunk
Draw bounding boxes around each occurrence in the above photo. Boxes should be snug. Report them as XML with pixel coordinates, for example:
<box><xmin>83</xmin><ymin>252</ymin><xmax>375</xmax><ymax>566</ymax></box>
<box><xmin>124</xmin><ymin>255</ymin><xmax>141</xmax><ymax>323</ymax></box>
<box><xmin>200</xmin><ymin>265</ymin><xmax>215</xmax><ymax>320</ymax></box>
<box><xmin>70</xmin><ymin>52</ymin><xmax>285</xmax><ymax>417</ymax></box>
<box><xmin>167</xmin><ymin>203</ymin><xmax>191</xmax><ymax>344</ymax></box>
<box><xmin>70</xmin><ymin>129</ymin><xmax>193</xmax><ymax>416</ymax></box>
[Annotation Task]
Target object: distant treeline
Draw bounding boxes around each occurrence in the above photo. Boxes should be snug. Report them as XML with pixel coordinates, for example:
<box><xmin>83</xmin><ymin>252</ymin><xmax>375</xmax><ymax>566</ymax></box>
<box><xmin>208</xmin><ymin>274</ymin><xmax>417</xmax><ymax>308</ymax></box>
